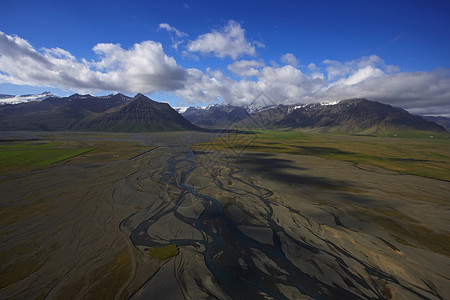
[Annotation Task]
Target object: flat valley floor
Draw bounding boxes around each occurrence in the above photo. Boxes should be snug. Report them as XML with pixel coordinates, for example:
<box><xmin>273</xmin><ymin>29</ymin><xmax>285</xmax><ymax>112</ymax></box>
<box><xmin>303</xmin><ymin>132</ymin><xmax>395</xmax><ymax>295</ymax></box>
<box><xmin>0</xmin><ymin>131</ymin><xmax>449</xmax><ymax>299</ymax></box>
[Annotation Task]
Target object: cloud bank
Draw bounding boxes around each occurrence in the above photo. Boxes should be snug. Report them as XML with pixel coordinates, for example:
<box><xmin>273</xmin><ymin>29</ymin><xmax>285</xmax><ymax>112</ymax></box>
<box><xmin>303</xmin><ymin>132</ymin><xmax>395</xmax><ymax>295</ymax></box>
<box><xmin>0</xmin><ymin>31</ymin><xmax>186</xmax><ymax>94</ymax></box>
<box><xmin>1</xmin><ymin>28</ymin><xmax>450</xmax><ymax>116</ymax></box>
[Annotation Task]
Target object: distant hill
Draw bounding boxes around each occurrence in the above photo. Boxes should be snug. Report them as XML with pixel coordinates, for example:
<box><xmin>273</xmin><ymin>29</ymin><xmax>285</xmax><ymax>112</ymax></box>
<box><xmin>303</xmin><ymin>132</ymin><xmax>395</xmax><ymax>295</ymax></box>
<box><xmin>277</xmin><ymin>99</ymin><xmax>446</xmax><ymax>134</ymax></box>
<box><xmin>183</xmin><ymin>104</ymin><xmax>251</xmax><ymax>127</ymax></box>
<box><xmin>421</xmin><ymin>116</ymin><xmax>450</xmax><ymax>131</ymax></box>
<box><xmin>236</xmin><ymin>105</ymin><xmax>296</xmax><ymax>128</ymax></box>
<box><xmin>0</xmin><ymin>93</ymin><xmax>197</xmax><ymax>132</ymax></box>
<box><xmin>75</xmin><ymin>94</ymin><xmax>198</xmax><ymax>132</ymax></box>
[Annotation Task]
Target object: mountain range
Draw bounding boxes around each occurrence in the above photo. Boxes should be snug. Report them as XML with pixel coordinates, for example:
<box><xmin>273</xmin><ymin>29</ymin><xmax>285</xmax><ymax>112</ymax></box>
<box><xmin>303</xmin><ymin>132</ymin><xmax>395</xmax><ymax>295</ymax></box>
<box><xmin>182</xmin><ymin>99</ymin><xmax>447</xmax><ymax>134</ymax></box>
<box><xmin>0</xmin><ymin>92</ymin><xmax>447</xmax><ymax>134</ymax></box>
<box><xmin>0</xmin><ymin>93</ymin><xmax>197</xmax><ymax>132</ymax></box>
<box><xmin>277</xmin><ymin>99</ymin><xmax>446</xmax><ymax>134</ymax></box>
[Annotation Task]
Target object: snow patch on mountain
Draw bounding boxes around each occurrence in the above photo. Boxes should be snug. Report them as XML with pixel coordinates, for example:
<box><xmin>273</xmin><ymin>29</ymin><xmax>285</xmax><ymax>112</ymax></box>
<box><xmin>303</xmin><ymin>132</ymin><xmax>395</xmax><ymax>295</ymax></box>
<box><xmin>320</xmin><ymin>100</ymin><xmax>341</xmax><ymax>106</ymax></box>
<box><xmin>0</xmin><ymin>91</ymin><xmax>57</xmax><ymax>105</ymax></box>
<box><xmin>175</xmin><ymin>106</ymin><xmax>207</xmax><ymax>113</ymax></box>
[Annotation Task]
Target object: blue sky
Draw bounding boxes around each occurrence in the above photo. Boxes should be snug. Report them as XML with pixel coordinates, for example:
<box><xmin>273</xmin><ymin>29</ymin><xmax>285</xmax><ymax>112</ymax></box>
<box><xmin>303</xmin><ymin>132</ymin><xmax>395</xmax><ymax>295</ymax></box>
<box><xmin>1</xmin><ymin>0</ymin><xmax>450</xmax><ymax>115</ymax></box>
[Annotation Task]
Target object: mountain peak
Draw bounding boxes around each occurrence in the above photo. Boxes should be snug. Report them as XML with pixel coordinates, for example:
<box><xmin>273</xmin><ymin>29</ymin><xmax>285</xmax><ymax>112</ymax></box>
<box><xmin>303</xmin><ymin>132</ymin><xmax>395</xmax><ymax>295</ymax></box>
<box><xmin>69</xmin><ymin>93</ymin><xmax>92</xmax><ymax>99</ymax></box>
<box><xmin>74</xmin><ymin>93</ymin><xmax>197</xmax><ymax>132</ymax></box>
<box><xmin>130</xmin><ymin>93</ymin><xmax>162</xmax><ymax>106</ymax></box>
<box><xmin>133</xmin><ymin>93</ymin><xmax>148</xmax><ymax>99</ymax></box>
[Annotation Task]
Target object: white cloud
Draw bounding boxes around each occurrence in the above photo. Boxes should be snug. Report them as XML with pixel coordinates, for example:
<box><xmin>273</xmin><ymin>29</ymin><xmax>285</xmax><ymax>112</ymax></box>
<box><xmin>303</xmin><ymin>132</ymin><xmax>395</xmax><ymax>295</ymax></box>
<box><xmin>338</xmin><ymin>65</ymin><xmax>385</xmax><ymax>85</ymax></box>
<box><xmin>280</xmin><ymin>53</ymin><xmax>299</xmax><ymax>67</ymax></box>
<box><xmin>177</xmin><ymin>55</ymin><xmax>450</xmax><ymax>117</ymax></box>
<box><xmin>187</xmin><ymin>20</ymin><xmax>262</xmax><ymax>60</ymax></box>
<box><xmin>319</xmin><ymin>69</ymin><xmax>450</xmax><ymax>113</ymax></box>
<box><xmin>307</xmin><ymin>63</ymin><xmax>318</xmax><ymax>71</ymax></box>
<box><xmin>176</xmin><ymin>64</ymin><xmax>327</xmax><ymax>106</ymax></box>
<box><xmin>43</xmin><ymin>47</ymin><xmax>75</xmax><ymax>60</ymax></box>
<box><xmin>323</xmin><ymin>55</ymin><xmax>398</xmax><ymax>81</ymax></box>
<box><xmin>227</xmin><ymin>60</ymin><xmax>265</xmax><ymax>77</ymax></box>
<box><xmin>158</xmin><ymin>23</ymin><xmax>188</xmax><ymax>50</ymax></box>
<box><xmin>311</xmin><ymin>72</ymin><xmax>325</xmax><ymax>80</ymax></box>
<box><xmin>158</xmin><ymin>23</ymin><xmax>187</xmax><ymax>38</ymax></box>
<box><xmin>0</xmin><ymin>31</ymin><xmax>186</xmax><ymax>94</ymax></box>
<box><xmin>1</xmin><ymin>30</ymin><xmax>450</xmax><ymax>116</ymax></box>
<box><xmin>252</xmin><ymin>40</ymin><xmax>265</xmax><ymax>48</ymax></box>
<box><xmin>323</xmin><ymin>59</ymin><xmax>353</xmax><ymax>80</ymax></box>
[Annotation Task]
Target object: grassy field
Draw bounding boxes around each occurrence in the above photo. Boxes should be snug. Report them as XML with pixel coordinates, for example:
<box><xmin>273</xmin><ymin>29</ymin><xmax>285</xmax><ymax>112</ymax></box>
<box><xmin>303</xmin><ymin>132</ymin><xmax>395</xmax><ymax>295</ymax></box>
<box><xmin>193</xmin><ymin>129</ymin><xmax>450</xmax><ymax>181</ymax></box>
<box><xmin>0</xmin><ymin>141</ymin><xmax>93</xmax><ymax>171</ymax></box>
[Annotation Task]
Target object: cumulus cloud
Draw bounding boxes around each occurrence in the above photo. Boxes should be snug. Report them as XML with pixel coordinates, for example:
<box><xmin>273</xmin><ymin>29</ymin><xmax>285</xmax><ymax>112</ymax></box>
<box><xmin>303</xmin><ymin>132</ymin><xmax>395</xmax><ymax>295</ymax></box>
<box><xmin>187</xmin><ymin>20</ymin><xmax>263</xmax><ymax>60</ymax></box>
<box><xmin>336</xmin><ymin>65</ymin><xmax>385</xmax><ymax>86</ymax></box>
<box><xmin>176</xmin><ymin>54</ymin><xmax>450</xmax><ymax>116</ymax></box>
<box><xmin>176</xmin><ymin>64</ymin><xmax>327</xmax><ymax>106</ymax></box>
<box><xmin>0</xmin><ymin>31</ymin><xmax>186</xmax><ymax>93</ymax></box>
<box><xmin>227</xmin><ymin>60</ymin><xmax>265</xmax><ymax>77</ymax></box>
<box><xmin>323</xmin><ymin>55</ymin><xmax>398</xmax><ymax>81</ymax></box>
<box><xmin>319</xmin><ymin>69</ymin><xmax>450</xmax><ymax>115</ymax></box>
<box><xmin>280</xmin><ymin>53</ymin><xmax>299</xmax><ymax>67</ymax></box>
<box><xmin>307</xmin><ymin>63</ymin><xmax>318</xmax><ymax>71</ymax></box>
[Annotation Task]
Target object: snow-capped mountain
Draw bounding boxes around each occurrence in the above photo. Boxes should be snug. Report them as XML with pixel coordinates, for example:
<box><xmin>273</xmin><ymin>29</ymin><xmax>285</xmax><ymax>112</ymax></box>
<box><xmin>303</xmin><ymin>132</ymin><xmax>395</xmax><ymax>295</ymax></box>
<box><xmin>181</xmin><ymin>99</ymin><xmax>446</xmax><ymax>133</ymax></box>
<box><xmin>174</xmin><ymin>106</ymin><xmax>207</xmax><ymax>114</ymax></box>
<box><xmin>0</xmin><ymin>91</ymin><xmax>57</xmax><ymax>105</ymax></box>
<box><xmin>181</xmin><ymin>102</ymin><xmax>307</xmax><ymax>127</ymax></box>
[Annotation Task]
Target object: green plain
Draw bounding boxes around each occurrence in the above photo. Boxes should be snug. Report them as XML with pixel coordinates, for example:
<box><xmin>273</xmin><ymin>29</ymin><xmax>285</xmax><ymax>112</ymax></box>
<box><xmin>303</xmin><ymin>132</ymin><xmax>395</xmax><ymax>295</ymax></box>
<box><xmin>0</xmin><ymin>142</ymin><xmax>93</xmax><ymax>167</ymax></box>
<box><xmin>194</xmin><ymin>129</ymin><xmax>450</xmax><ymax>181</ymax></box>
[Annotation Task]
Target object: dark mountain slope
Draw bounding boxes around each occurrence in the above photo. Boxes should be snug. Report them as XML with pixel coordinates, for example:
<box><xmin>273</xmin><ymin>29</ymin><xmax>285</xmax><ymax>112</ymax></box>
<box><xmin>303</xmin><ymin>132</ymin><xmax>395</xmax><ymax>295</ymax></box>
<box><xmin>235</xmin><ymin>105</ymin><xmax>293</xmax><ymax>128</ymax></box>
<box><xmin>422</xmin><ymin>116</ymin><xmax>450</xmax><ymax>131</ymax></box>
<box><xmin>75</xmin><ymin>94</ymin><xmax>198</xmax><ymax>132</ymax></box>
<box><xmin>0</xmin><ymin>93</ymin><xmax>130</xmax><ymax>131</ymax></box>
<box><xmin>183</xmin><ymin>105</ymin><xmax>250</xmax><ymax>127</ymax></box>
<box><xmin>277</xmin><ymin>99</ymin><xmax>446</xmax><ymax>133</ymax></box>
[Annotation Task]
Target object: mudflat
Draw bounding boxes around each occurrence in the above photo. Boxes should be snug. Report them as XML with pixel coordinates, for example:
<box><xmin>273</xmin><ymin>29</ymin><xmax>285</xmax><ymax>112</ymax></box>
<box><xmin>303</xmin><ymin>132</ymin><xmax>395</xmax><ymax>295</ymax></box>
<box><xmin>0</xmin><ymin>131</ymin><xmax>449</xmax><ymax>299</ymax></box>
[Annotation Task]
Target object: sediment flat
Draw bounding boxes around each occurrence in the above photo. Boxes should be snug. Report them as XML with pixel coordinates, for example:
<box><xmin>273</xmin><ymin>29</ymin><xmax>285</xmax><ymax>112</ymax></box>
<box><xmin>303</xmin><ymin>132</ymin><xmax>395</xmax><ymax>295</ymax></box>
<box><xmin>0</xmin><ymin>131</ymin><xmax>449</xmax><ymax>299</ymax></box>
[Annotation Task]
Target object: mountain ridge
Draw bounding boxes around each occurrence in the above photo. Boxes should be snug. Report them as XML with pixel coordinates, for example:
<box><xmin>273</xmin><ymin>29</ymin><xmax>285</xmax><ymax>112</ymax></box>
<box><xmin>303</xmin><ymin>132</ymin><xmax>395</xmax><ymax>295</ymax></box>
<box><xmin>0</xmin><ymin>93</ymin><xmax>197</xmax><ymax>132</ymax></box>
<box><xmin>0</xmin><ymin>94</ymin><xmax>446</xmax><ymax>134</ymax></box>
<box><xmin>421</xmin><ymin>115</ymin><xmax>450</xmax><ymax>131</ymax></box>
<box><xmin>277</xmin><ymin>98</ymin><xmax>446</xmax><ymax>133</ymax></box>
<box><xmin>182</xmin><ymin>98</ymin><xmax>447</xmax><ymax>134</ymax></box>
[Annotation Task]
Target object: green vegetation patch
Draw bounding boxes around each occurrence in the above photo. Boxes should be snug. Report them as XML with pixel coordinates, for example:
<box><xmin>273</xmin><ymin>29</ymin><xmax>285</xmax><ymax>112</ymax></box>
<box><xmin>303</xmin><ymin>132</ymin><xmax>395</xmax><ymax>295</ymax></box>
<box><xmin>147</xmin><ymin>244</ymin><xmax>179</xmax><ymax>261</ymax></box>
<box><xmin>0</xmin><ymin>142</ymin><xmax>93</xmax><ymax>167</ymax></box>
